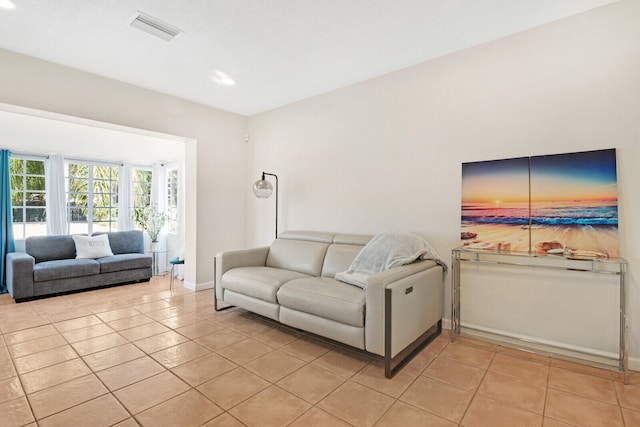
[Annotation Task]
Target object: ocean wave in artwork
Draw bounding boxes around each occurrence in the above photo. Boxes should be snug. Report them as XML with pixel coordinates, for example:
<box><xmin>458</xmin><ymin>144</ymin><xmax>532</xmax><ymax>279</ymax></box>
<box><xmin>461</xmin><ymin>203</ymin><xmax>618</xmax><ymax>227</ymax></box>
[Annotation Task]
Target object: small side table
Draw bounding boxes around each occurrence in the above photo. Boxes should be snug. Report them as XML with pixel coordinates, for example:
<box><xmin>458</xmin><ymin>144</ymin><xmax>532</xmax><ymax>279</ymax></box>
<box><xmin>148</xmin><ymin>250</ymin><xmax>168</xmax><ymax>276</ymax></box>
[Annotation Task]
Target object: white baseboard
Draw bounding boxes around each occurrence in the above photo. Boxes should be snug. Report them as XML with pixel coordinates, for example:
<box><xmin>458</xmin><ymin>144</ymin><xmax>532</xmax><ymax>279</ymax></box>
<box><xmin>450</xmin><ymin>321</ymin><xmax>635</xmax><ymax>373</ymax></box>
<box><xmin>183</xmin><ymin>280</ymin><xmax>214</xmax><ymax>292</ymax></box>
<box><xmin>442</xmin><ymin>318</ymin><xmax>452</xmax><ymax>331</ymax></box>
<box><xmin>443</xmin><ymin>318</ymin><xmax>640</xmax><ymax>372</ymax></box>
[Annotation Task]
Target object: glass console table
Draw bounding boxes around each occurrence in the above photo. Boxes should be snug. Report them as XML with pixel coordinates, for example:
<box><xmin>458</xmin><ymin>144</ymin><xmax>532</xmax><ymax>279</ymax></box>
<box><xmin>451</xmin><ymin>247</ymin><xmax>628</xmax><ymax>383</ymax></box>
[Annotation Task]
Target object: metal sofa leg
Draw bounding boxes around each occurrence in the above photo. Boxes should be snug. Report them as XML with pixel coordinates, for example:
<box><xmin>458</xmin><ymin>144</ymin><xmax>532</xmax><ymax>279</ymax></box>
<box><xmin>213</xmin><ymin>257</ymin><xmax>234</xmax><ymax>312</ymax></box>
<box><xmin>384</xmin><ymin>288</ymin><xmax>442</xmax><ymax>378</ymax></box>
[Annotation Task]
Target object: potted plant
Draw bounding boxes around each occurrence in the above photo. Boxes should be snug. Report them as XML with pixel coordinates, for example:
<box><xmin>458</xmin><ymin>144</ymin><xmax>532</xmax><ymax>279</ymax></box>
<box><xmin>132</xmin><ymin>203</ymin><xmax>167</xmax><ymax>250</ymax></box>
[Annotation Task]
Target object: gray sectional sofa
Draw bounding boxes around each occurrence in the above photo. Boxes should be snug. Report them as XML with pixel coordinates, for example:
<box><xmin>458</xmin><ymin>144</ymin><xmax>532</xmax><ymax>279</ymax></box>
<box><xmin>6</xmin><ymin>230</ymin><xmax>152</xmax><ymax>302</ymax></box>
<box><xmin>215</xmin><ymin>230</ymin><xmax>445</xmax><ymax>377</ymax></box>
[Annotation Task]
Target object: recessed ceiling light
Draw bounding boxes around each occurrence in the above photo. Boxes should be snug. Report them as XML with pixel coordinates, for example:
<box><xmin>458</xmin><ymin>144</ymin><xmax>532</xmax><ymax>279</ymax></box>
<box><xmin>211</xmin><ymin>70</ymin><xmax>235</xmax><ymax>86</ymax></box>
<box><xmin>0</xmin><ymin>0</ymin><xmax>16</xmax><ymax>10</ymax></box>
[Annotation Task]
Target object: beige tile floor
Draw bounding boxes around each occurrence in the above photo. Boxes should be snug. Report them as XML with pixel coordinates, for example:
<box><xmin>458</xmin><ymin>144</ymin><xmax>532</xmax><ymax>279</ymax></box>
<box><xmin>1</xmin><ymin>276</ymin><xmax>639</xmax><ymax>426</ymax></box>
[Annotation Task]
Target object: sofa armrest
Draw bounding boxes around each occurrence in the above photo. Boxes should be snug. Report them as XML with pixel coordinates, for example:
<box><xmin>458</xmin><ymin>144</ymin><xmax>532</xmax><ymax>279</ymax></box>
<box><xmin>215</xmin><ymin>247</ymin><xmax>270</xmax><ymax>301</ymax></box>
<box><xmin>363</xmin><ymin>260</ymin><xmax>444</xmax><ymax>356</ymax></box>
<box><xmin>6</xmin><ymin>252</ymin><xmax>35</xmax><ymax>301</ymax></box>
<box><xmin>367</xmin><ymin>260</ymin><xmax>440</xmax><ymax>286</ymax></box>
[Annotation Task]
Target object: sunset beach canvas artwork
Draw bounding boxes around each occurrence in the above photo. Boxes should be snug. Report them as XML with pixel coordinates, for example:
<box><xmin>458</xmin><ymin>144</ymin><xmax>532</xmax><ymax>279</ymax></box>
<box><xmin>461</xmin><ymin>149</ymin><xmax>619</xmax><ymax>258</ymax></box>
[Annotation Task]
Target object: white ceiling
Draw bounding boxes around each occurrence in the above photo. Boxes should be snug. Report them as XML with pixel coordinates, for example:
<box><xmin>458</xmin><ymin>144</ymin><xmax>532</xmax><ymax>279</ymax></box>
<box><xmin>0</xmin><ymin>0</ymin><xmax>618</xmax><ymax>116</ymax></box>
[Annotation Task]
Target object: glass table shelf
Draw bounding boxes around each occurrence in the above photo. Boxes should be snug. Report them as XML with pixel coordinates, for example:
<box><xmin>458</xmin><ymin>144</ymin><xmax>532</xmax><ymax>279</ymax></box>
<box><xmin>147</xmin><ymin>250</ymin><xmax>168</xmax><ymax>276</ymax></box>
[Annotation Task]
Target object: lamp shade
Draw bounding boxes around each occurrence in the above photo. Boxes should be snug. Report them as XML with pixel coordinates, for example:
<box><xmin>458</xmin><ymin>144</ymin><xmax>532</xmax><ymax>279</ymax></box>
<box><xmin>253</xmin><ymin>179</ymin><xmax>273</xmax><ymax>198</ymax></box>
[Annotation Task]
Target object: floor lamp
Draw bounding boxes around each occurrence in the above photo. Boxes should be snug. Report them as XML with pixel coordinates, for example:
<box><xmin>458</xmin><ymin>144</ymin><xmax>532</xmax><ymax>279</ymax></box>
<box><xmin>253</xmin><ymin>172</ymin><xmax>278</xmax><ymax>239</ymax></box>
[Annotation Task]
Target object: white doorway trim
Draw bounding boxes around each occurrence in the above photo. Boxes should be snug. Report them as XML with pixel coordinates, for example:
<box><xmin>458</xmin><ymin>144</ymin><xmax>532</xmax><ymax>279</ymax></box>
<box><xmin>0</xmin><ymin>102</ymin><xmax>198</xmax><ymax>287</ymax></box>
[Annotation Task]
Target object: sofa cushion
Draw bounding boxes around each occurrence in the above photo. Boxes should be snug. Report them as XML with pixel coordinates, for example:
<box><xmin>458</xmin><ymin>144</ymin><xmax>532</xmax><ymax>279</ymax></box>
<box><xmin>98</xmin><ymin>254</ymin><xmax>152</xmax><ymax>274</ymax></box>
<box><xmin>321</xmin><ymin>244</ymin><xmax>365</xmax><ymax>278</ymax></box>
<box><xmin>332</xmin><ymin>234</ymin><xmax>372</xmax><ymax>246</ymax></box>
<box><xmin>105</xmin><ymin>230</ymin><xmax>145</xmax><ymax>254</ymax></box>
<box><xmin>278</xmin><ymin>231</ymin><xmax>334</xmax><ymax>243</ymax></box>
<box><xmin>33</xmin><ymin>259</ymin><xmax>100</xmax><ymax>282</ymax></box>
<box><xmin>277</xmin><ymin>277</ymin><xmax>365</xmax><ymax>327</ymax></box>
<box><xmin>266</xmin><ymin>239</ymin><xmax>329</xmax><ymax>276</ymax></box>
<box><xmin>26</xmin><ymin>235</ymin><xmax>77</xmax><ymax>263</ymax></box>
<box><xmin>222</xmin><ymin>266</ymin><xmax>310</xmax><ymax>303</ymax></box>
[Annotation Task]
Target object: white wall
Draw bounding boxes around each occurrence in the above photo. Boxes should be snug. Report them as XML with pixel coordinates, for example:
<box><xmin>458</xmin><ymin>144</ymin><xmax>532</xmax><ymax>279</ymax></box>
<box><xmin>248</xmin><ymin>1</ymin><xmax>640</xmax><ymax>365</ymax></box>
<box><xmin>0</xmin><ymin>48</ymin><xmax>249</xmax><ymax>289</ymax></box>
<box><xmin>0</xmin><ymin>109</ymin><xmax>184</xmax><ymax>165</ymax></box>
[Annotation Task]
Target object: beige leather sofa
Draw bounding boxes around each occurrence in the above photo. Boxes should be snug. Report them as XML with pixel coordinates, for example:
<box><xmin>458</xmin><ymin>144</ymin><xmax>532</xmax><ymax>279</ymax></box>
<box><xmin>214</xmin><ymin>230</ymin><xmax>444</xmax><ymax>377</ymax></box>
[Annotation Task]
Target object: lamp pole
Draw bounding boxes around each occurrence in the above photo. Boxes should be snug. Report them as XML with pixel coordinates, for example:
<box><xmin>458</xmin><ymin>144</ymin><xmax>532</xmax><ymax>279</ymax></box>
<box><xmin>262</xmin><ymin>172</ymin><xmax>278</xmax><ymax>239</ymax></box>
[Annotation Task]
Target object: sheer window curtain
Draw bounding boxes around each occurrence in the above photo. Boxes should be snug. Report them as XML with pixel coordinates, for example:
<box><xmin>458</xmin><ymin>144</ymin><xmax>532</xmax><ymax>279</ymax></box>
<box><xmin>176</xmin><ymin>160</ymin><xmax>185</xmax><ymax>280</ymax></box>
<box><xmin>151</xmin><ymin>161</ymin><xmax>167</xmax><ymax>244</ymax></box>
<box><xmin>45</xmin><ymin>154</ymin><xmax>67</xmax><ymax>235</ymax></box>
<box><xmin>1</xmin><ymin>150</ymin><xmax>15</xmax><ymax>293</ymax></box>
<box><xmin>150</xmin><ymin>162</ymin><xmax>168</xmax><ymax>272</ymax></box>
<box><xmin>118</xmin><ymin>162</ymin><xmax>134</xmax><ymax>231</ymax></box>
<box><xmin>151</xmin><ymin>161</ymin><xmax>167</xmax><ymax>213</ymax></box>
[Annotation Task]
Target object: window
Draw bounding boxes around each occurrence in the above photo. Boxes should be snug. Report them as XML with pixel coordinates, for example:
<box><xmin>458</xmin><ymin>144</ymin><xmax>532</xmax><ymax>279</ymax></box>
<box><xmin>66</xmin><ymin>162</ymin><xmax>119</xmax><ymax>234</ymax></box>
<box><xmin>132</xmin><ymin>168</ymin><xmax>152</xmax><ymax>210</ymax></box>
<box><xmin>10</xmin><ymin>156</ymin><xmax>46</xmax><ymax>239</ymax></box>
<box><xmin>166</xmin><ymin>168</ymin><xmax>178</xmax><ymax>233</ymax></box>
<box><xmin>132</xmin><ymin>167</ymin><xmax>152</xmax><ymax>232</ymax></box>
<box><xmin>9</xmin><ymin>154</ymin><xmax>179</xmax><ymax>239</ymax></box>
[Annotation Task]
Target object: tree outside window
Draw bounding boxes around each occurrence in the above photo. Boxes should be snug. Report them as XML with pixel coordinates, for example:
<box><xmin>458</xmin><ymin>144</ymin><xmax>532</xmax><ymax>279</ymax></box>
<box><xmin>10</xmin><ymin>157</ymin><xmax>46</xmax><ymax>239</ymax></box>
<box><xmin>133</xmin><ymin>168</ymin><xmax>152</xmax><ymax>209</ymax></box>
<box><xmin>93</xmin><ymin>165</ymin><xmax>119</xmax><ymax>232</ymax></box>
<box><xmin>66</xmin><ymin>162</ymin><xmax>118</xmax><ymax>234</ymax></box>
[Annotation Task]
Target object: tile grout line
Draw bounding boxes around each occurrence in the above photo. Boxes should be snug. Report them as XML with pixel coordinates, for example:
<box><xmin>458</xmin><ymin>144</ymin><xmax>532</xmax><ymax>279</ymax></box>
<box><xmin>41</xmin><ymin>306</ymin><xmax>136</xmax><ymax>425</ymax></box>
<box><xmin>97</xmin><ymin>297</ymin><xmax>202</xmax><ymax>425</ymax></box>
<box><xmin>174</xmin><ymin>300</ymin><xmax>373</xmax><ymax>426</ymax></box>
<box><xmin>4</xmin><ymin>279</ymin><xmax>638</xmax><ymax>426</ymax></box>
<box><xmin>13</xmin><ymin>313</ymin><xmax>92</xmax><ymax>422</ymax></box>
<box><xmin>366</xmin><ymin>336</ymin><xmax>461</xmax><ymax>426</ymax></box>
<box><xmin>100</xmin><ymin>291</ymin><xmax>267</xmax><ymax>425</ymax></box>
<box><xmin>371</xmin><ymin>342</ymin><xmax>445</xmax><ymax>426</ymax></box>
<box><xmin>455</xmin><ymin>342</ymin><xmax>497</xmax><ymax>426</ymax></box>
<box><xmin>612</xmin><ymin>368</ymin><xmax>628</xmax><ymax>427</ymax></box>
<box><xmin>7</xmin><ymin>319</ymin><xmax>88</xmax><ymax>424</ymax></box>
<box><xmin>1</xmin><ymin>332</ymin><xmax>38</xmax><ymax>425</ymax></box>
<box><xmin>157</xmin><ymin>296</ymin><xmax>279</xmax><ymax>426</ymax></box>
<box><xmin>18</xmin><ymin>291</ymin><xmax>187</xmax><ymax>424</ymax></box>
<box><xmin>83</xmin><ymin>285</ymin><xmax>195</xmax><ymax>424</ymax></box>
<box><xmin>541</xmin><ymin>353</ymin><xmax>551</xmax><ymax>425</ymax></box>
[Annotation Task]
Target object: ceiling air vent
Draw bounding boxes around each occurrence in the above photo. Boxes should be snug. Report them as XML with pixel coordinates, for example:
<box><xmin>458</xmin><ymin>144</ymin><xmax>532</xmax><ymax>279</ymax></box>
<box><xmin>129</xmin><ymin>11</ymin><xmax>182</xmax><ymax>42</ymax></box>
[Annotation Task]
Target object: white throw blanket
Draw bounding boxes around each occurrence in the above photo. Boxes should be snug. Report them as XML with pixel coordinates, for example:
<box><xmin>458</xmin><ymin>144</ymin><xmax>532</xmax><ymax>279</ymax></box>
<box><xmin>335</xmin><ymin>231</ymin><xmax>446</xmax><ymax>289</ymax></box>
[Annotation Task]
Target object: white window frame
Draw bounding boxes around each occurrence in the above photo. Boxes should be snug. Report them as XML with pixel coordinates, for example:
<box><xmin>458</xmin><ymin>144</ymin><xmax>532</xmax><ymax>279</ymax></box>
<box><xmin>132</xmin><ymin>166</ymin><xmax>152</xmax><ymax>211</ymax></box>
<box><xmin>10</xmin><ymin>154</ymin><xmax>47</xmax><ymax>239</ymax></box>
<box><xmin>65</xmin><ymin>160</ymin><xmax>119</xmax><ymax>234</ymax></box>
<box><xmin>131</xmin><ymin>166</ymin><xmax>153</xmax><ymax>233</ymax></box>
